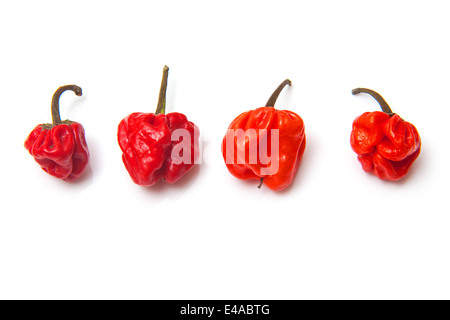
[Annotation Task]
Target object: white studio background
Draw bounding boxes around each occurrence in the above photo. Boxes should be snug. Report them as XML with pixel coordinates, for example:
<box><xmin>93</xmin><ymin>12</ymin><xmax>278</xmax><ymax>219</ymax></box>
<box><xmin>0</xmin><ymin>0</ymin><xmax>449</xmax><ymax>299</ymax></box>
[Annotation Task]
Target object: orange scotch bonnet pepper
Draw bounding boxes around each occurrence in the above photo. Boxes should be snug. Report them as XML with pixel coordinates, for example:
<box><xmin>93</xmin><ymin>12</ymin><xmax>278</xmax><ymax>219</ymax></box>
<box><xmin>350</xmin><ymin>88</ymin><xmax>421</xmax><ymax>181</ymax></box>
<box><xmin>221</xmin><ymin>79</ymin><xmax>306</xmax><ymax>191</ymax></box>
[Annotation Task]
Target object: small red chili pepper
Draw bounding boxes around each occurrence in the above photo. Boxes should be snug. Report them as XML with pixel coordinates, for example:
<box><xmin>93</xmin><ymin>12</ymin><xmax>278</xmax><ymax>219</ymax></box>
<box><xmin>221</xmin><ymin>79</ymin><xmax>306</xmax><ymax>191</ymax></box>
<box><xmin>118</xmin><ymin>66</ymin><xmax>200</xmax><ymax>186</ymax></box>
<box><xmin>350</xmin><ymin>88</ymin><xmax>421</xmax><ymax>181</ymax></box>
<box><xmin>24</xmin><ymin>85</ymin><xmax>90</xmax><ymax>181</ymax></box>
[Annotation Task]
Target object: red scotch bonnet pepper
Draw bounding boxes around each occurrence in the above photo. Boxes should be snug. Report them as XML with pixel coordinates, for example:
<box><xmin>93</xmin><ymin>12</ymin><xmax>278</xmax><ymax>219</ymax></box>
<box><xmin>350</xmin><ymin>88</ymin><xmax>421</xmax><ymax>181</ymax></box>
<box><xmin>118</xmin><ymin>66</ymin><xmax>200</xmax><ymax>186</ymax></box>
<box><xmin>24</xmin><ymin>85</ymin><xmax>90</xmax><ymax>181</ymax></box>
<box><xmin>222</xmin><ymin>79</ymin><xmax>306</xmax><ymax>191</ymax></box>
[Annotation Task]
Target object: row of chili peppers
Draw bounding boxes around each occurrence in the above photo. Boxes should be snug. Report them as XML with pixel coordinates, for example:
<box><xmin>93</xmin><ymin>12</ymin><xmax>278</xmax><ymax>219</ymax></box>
<box><xmin>24</xmin><ymin>66</ymin><xmax>421</xmax><ymax>191</ymax></box>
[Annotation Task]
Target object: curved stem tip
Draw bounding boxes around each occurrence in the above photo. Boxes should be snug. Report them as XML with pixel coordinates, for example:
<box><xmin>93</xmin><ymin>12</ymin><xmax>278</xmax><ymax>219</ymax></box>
<box><xmin>265</xmin><ymin>79</ymin><xmax>292</xmax><ymax>108</ymax></box>
<box><xmin>51</xmin><ymin>85</ymin><xmax>82</xmax><ymax>125</ymax></box>
<box><xmin>352</xmin><ymin>87</ymin><xmax>393</xmax><ymax>115</ymax></box>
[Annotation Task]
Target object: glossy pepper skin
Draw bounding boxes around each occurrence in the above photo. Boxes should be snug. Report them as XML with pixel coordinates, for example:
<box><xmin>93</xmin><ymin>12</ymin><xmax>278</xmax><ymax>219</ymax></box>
<box><xmin>118</xmin><ymin>66</ymin><xmax>200</xmax><ymax>186</ymax></box>
<box><xmin>24</xmin><ymin>85</ymin><xmax>89</xmax><ymax>181</ymax></box>
<box><xmin>222</xmin><ymin>79</ymin><xmax>306</xmax><ymax>191</ymax></box>
<box><xmin>350</xmin><ymin>88</ymin><xmax>421</xmax><ymax>181</ymax></box>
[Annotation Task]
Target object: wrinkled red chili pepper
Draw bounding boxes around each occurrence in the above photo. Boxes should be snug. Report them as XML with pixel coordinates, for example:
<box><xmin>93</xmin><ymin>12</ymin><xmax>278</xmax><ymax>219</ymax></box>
<box><xmin>24</xmin><ymin>85</ymin><xmax>90</xmax><ymax>181</ymax></box>
<box><xmin>221</xmin><ymin>79</ymin><xmax>306</xmax><ymax>191</ymax></box>
<box><xmin>118</xmin><ymin>66</ymin><xmax>200</xmax><ymax>186</ymax></box>
<box><xmin>350</xmin><ymin>88</ymin><xmax>421</xmax><ymax>181</ymax></box>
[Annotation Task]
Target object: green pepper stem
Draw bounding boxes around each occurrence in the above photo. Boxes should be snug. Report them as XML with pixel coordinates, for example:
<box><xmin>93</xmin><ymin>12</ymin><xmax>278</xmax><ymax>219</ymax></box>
<box><xmin>155</xmin><ymin>65</ymin><xmax>169</xmax><ymax>115</ymax></box>
<box><xmin>352</xmin><ymin>88</ymin><xmax>394</xmax><ymax>115</ymax></box>
<box><xmin>265</xmin><ymin>79</ymin><xmax>292</xmax><ymax>108</ymax></box>
<box><xmin>51</xmin><ymin>85</ymin><xmax>83</xmax><ymax>125</ymax></box>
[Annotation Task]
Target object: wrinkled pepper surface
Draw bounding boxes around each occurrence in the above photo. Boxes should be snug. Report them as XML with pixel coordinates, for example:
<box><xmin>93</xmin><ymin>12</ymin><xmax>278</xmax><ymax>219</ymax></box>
<box><xmin>222</xmin><ymin>79</ymin><xmax>306</xmax><ymax>191</ymax></box>
<box><xmin>24</xmin><ymin>85</ymin><xmax>90</xmax><ymax>181</ymax></box>
<box><xmin>350</xmin><ymin>88</ymin><xmax>421</xmax><ymax>181</ymax></box>
<box><xmin>118</xmin><ymin>66</ymin><xmax>200</xmax><ymax>186</ymax></box>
